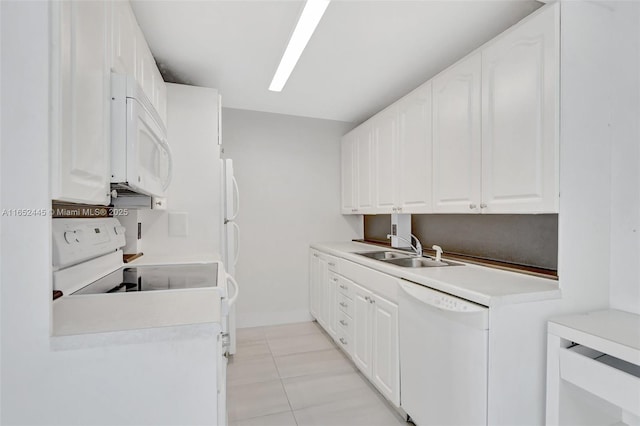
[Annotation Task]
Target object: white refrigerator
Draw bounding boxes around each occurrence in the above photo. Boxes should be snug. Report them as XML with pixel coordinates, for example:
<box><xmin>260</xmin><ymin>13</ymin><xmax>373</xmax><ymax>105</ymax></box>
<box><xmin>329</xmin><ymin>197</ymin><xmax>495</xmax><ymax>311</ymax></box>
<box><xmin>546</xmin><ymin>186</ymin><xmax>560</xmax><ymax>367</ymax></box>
<box><xmin>222</xmin><ymin>158</ymin><xmax>240</xmax><ymax>355</ymax></box>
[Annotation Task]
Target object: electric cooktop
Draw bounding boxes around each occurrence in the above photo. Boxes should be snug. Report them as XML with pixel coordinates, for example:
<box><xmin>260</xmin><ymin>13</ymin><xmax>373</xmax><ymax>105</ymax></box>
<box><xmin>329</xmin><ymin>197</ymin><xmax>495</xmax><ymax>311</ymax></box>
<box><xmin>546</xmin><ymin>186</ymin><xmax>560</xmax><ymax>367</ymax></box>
<box><xmin>73</xmin><ymin>264</ymin><xmax>219</xmax><ymax>295</ymax></box>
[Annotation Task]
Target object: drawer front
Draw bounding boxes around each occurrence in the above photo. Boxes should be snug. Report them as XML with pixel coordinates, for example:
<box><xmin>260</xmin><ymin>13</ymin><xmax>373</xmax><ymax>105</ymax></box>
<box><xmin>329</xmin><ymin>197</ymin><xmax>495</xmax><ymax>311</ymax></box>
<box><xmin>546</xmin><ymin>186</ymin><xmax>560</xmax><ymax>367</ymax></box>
<box><xmin>337</xmin><ymin>293</ymin><xmax>354</xmax><ymax>318</ymax></box>
<box><xmin>336</xmin><ymin>323</ymin><xmax>352</xmax><ymax>356</ymax></box>
<box><xmin>327</xmin><ymin>255</ymin><xmax>339</xmax><ymax>273</ymax></box>
<box><xmin>336</xmin><ymin>275</ymin><xmax>354</xmax><ymax>299</ymax></box>
<box><xmin>336</xmin><ymin>310</ymin><xmax>353</xmax><ymax>337</ymax></box>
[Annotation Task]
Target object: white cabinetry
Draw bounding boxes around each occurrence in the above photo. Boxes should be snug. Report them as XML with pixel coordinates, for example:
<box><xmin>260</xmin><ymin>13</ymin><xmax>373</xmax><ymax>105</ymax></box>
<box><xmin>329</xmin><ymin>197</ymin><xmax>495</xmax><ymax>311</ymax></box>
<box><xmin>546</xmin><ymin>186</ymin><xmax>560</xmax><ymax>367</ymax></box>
<box><xmin>432</xmin><ymin>52</ymin><xmax>482</xmax><ymax>213</ymax></box>
<box><xmin>352</xmin><ymin>281</ymin><xmax>399</xmax><ymax>406</ymax></box>
<box><xmin>309</xmin><ymin>250</ymin><xmax>338</xmax><ymax>340</ymax></box>
<box><xmin>51</xmin><ymin>0</ymin><xmax>112</xmax><ymax>206</ymax></box>
<box><xmin>340</xmin><ymin>4</ymin><xmax>559</xmax><ymax>215</ymax></box>
<box><xmin>310</xmin><ymin>249</ymin><xmax>400</xmax><ymax>408</ymax></box>
<box><xmin>372</xmin><ymin>106</ymin><xmax>397</xmax><ymax>213</ymax></box>
<box><xmin>111</xmin><ymin>0</ymin><xmax>136</xmax><ymax>76</ymax></box>
<box><xmin>341</xmin><ymin>125</ymin><xmax>373</xmax><ymax>214</ymax></box>
<box><xmin>397</xmin><ymin>82</ymin><xmax>433</xmax><ymax>213</ymax></box>
<box><xmin>481</xmin><ymin>4</ymin><xmax>559</xmax><ymax>213</ymax></box>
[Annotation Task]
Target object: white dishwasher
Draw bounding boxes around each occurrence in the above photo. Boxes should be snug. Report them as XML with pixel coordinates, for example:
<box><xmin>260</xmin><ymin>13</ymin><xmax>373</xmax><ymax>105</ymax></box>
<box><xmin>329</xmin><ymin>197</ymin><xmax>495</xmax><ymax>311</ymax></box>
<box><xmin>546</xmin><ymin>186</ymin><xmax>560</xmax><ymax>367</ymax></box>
<box><xmin>399</xmin><ymin>279</ymin><xmax>489</xmax><ymax>426</ymax></box>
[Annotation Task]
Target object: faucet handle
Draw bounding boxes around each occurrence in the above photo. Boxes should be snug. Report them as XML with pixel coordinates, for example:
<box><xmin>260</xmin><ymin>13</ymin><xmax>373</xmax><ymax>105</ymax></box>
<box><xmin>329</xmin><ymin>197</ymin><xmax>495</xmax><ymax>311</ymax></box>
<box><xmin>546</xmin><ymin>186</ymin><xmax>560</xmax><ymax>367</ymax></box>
<box><xmin>432</xmin><ymin>245</ymin><xmax>443</xmax><ymax>262</ymax></box>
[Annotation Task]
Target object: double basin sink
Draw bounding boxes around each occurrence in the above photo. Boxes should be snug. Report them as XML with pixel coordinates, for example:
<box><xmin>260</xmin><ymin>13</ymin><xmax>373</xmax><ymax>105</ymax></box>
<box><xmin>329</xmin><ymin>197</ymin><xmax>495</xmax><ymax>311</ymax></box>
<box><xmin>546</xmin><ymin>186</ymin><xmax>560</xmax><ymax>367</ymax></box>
<box><xmin>354</xmin><ymin>251</ymin><xmax>460</xmax><ymax>268</ymax></box>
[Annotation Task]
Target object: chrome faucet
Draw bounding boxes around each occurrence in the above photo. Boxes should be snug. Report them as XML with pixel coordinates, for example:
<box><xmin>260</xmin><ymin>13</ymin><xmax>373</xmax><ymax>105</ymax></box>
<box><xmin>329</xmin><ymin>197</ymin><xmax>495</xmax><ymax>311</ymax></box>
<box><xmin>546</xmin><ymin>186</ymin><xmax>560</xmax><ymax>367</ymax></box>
<box><xmin>387</xmin><ymin>234</ymin><xmax>423</xmax><ymax>257</ymax></box>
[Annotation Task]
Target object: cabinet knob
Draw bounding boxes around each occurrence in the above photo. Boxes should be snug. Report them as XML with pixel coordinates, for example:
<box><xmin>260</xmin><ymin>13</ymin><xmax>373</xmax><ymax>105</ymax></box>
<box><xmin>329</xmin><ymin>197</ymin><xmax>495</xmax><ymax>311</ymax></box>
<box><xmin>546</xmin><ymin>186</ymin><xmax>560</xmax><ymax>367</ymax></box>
<box><xmin>480</xmin><ymin>203</ymin><xmax>487</xmax><ymax>209</ymax></box>
<box><xmin>340</xmin><ymin>284</ymin><xmax>347</xmax><ymax>289</ymax></box>
<box><xmin>328</xmin><ymin>262</ymin><xmax>336</xmax><ymax>267</ymax></box>
<box><xmin>339</xmin><ymin>337</ymin><xmax>347</xmax><ymax>345</ymax></box>
<box><xmin>469</xmin><ymin>203</ymin><xmax>477</xmax><ymax>209</ymax></box>
<box><xmin>339</xmin><ymin>320</ymin><xmax>348</xmax><ymax>326</ymax></box>
<box><xmin>313</xmin><ymin>254</ymin><xmax>319</xmax><ymax>258</ymax></box>
<box><xmin>364</xmin><ymin>296</ymin><xmax>370</xmax><ymax>302</ymax></box>
<box><xmin>340</xmin><ymin>302</ymin><xmax>348</xmax><ymax>308</ymax></box>
<box><xmin>397</xmin><ymin>207</ymin><xmax>402</xmax><ymax>212</ymax></box>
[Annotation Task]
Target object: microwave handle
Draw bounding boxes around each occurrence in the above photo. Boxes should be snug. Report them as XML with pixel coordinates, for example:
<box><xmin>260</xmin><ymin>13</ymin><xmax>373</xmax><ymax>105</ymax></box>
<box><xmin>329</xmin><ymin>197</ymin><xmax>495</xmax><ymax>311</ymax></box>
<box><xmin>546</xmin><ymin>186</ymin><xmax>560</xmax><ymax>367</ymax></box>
<box><xmin>226</xmin><ymin>274</ymin><xmax>239</xmax><ymax>308</ymax></box>
<box><xmin>160</xmin><ymin>138</ymin><xmax>173</xmax><ymax>191</ymax></box>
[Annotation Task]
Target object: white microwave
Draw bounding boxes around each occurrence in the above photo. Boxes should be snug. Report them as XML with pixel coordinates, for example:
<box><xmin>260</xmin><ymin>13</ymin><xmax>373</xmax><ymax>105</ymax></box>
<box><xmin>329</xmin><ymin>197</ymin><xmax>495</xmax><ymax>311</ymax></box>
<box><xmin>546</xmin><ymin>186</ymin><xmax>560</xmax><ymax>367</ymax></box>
<box><xmin>111</xmin><ymin>73</ymin><xmax>172</xmax><ymax>198</ymax></box>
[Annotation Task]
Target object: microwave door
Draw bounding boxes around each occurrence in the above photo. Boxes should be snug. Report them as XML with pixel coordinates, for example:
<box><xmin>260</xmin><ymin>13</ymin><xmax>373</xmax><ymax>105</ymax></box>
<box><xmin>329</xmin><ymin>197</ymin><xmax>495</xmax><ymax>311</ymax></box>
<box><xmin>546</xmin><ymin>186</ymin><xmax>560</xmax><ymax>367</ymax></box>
<box><xmin>126</xmin><ymin>98</ymin><xmax>172</xmax><ymax>197</ymax></box>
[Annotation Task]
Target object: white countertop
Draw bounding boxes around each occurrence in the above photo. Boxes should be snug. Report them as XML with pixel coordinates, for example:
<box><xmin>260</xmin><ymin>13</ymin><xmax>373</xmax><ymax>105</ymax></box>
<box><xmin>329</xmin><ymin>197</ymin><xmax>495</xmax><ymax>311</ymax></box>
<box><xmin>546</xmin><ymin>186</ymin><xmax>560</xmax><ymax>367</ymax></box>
<box><xmin>311</xmin><ymin>241</ymin><xmax>561</xmax><ymax>307</ymax></box>
<box><xmin>52</xmin><ymin>259</ymin><xmax>226</xmax><ymax>336</ymax></box>
<box><xmin>548</xmin><ymin>309</ymin><xmax>640</xmax><ymax>365</ymax></box>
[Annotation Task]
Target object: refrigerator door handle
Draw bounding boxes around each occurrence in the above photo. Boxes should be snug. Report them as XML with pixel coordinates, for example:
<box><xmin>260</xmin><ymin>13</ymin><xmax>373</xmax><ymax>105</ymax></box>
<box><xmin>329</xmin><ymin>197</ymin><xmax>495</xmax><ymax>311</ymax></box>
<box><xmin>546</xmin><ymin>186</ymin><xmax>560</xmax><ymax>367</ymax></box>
<box><xmin>228</xmin><ymin>176</ymin><xmax>240</xmax><ymax>221</ymax></box>
<box><xmin>232</xmin><ymin>222</ymin><xmax>240</xmax><ymax>266</ymax></box>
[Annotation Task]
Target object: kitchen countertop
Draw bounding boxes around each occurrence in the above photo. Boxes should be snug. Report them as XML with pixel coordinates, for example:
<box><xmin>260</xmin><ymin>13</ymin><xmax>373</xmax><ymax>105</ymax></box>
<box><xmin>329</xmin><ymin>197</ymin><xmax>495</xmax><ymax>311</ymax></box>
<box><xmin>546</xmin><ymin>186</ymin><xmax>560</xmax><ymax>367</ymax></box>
<box><xmin>52</xmin><ymin>258</ymin><xmax>226</xmax><ymax>336</ymax></box>
<box><xmin>311</xmin><ymin>241</ymin><xmax>561</xmax><ymax>307</ymax></box>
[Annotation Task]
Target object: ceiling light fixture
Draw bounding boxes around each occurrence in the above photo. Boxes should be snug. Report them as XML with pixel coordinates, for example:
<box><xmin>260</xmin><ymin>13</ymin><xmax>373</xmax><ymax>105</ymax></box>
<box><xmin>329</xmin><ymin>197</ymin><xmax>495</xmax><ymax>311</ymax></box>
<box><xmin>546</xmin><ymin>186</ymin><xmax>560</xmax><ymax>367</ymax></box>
<box><xmin>268</xmin><ymin>0</ymin><xmax>330</xmax><ymax>92</ymax></box>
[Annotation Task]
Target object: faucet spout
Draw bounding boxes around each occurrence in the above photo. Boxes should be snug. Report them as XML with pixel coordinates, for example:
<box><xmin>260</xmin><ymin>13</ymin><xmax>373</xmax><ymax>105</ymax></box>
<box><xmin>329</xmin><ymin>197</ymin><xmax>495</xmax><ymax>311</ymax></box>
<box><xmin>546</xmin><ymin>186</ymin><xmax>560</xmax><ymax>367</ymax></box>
<box><xmin>386</xmin><ymin>234</ymin><xmax>423</xmax><ymax>257</ymax></box>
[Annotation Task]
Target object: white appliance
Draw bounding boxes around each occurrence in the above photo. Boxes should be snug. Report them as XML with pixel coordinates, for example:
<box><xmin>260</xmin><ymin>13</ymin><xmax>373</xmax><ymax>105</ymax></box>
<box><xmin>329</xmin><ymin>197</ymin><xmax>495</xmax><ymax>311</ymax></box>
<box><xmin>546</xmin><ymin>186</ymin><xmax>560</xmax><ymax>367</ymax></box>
<box><xmin>111</xmin><ymin>73</ymin><xmax>172</xmax><ymax>198</ymax></box>
<box><xmin>222</xmin><ymin>158</ymin><xmax>240</xmax><ymax>354</ymax></box>
<box><xmin>399</xmin><ymin>279</ymin><xmax>489</xmax><ymax>426</ymax></box>
<box><xmin>52</xmin><ymin>218</ymin><xmax>235</xmax><ymax>424</ymax></box>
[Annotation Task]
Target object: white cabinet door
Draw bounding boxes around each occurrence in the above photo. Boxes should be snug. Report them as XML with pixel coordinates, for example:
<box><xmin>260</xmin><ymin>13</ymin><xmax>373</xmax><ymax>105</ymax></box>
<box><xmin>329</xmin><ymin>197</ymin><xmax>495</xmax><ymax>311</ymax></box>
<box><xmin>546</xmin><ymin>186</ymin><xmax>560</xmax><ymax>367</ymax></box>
<box><xmin>482</xmin><ymin>4</ymin><xmax>559</xmax><ymax>213</ymax></box>
<box><xmin>51</xmin><ymin>0</ymin><xmax>111</xmax><ymax>205</ymax></box>
<box><xmin>356</xmin><ymin>125</ymin><xmax>374</xmax><ymax>213</ymax></box>
<box><xmin>397</xmin><ymin>82</ymin><xmax>433</xmax><ymax>213</ymax></box>
<box><xmin>352</xmin><ymin>283</ymin><xmax>373</xmax><ymax>375</ymax></box>
<box><xmin>111</xmin><ymin>0</ymin><xmax>136</xmax><ymax>76</ymax></box>
<box><xmin>432</xmin><ymin>52</ymin><xmax>482</xmax><ymax>213</ymax></box>
<box><xmin>135</xmin><ymin>26</ymin><xmax>155</xmax><ymax>104</ymax></box>
<box><xmin>341</xmin><ymin>133</ymin><xmax>357</xmax><ymax>214</ymax></box>
<box><xmin>325</xmin><ymin>272</ymin><xmax>338</xmax><ymax>339</ymax></box>
<box><xmin>373</xmin><ymin>106</ymin><xmax>398</xmax><ymax>213</ymax></box>
<box><xmin>371</xmin><ymin>294</ymin><xmax>400</xmax><ymax>406</ymax></box>
<box><xmin>309</xmin><ymin>250</ymin><xmax>323</xmax><ymax>320</ymax></box>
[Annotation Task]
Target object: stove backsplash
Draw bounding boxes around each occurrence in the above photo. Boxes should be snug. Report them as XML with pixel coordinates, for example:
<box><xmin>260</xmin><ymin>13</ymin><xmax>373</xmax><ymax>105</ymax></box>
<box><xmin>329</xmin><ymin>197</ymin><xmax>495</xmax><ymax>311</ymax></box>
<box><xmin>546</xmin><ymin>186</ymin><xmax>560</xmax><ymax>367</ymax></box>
<box><xmin>364</xmin><ymin>214</ymin><xmax>558</xmax><ymax>271</ymax></box>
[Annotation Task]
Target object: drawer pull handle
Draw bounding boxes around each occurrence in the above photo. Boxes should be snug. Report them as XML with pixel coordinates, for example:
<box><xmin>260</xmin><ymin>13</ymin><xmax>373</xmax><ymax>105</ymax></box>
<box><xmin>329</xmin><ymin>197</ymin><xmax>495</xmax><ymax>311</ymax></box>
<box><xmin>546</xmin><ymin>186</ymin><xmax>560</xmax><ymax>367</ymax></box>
<box><xmin>339</xmin><ymin>337</ymin><xmax>347</xmax><ymax>345</ymax></box>
<box><xmin>328</xmin><ymin>262</ymin><xmax>336</xmax><ymax>267</ymax></box>
<box><xmin>332</xmin><ymin>278</ymin><xmax>338</xmax><ymax>282</ymax></box>
<box><xmin>339</xmin><ymin>320</ymin><xmax>348</xmax><ymax>326</ymax></box>
<box><xmin>313</xmin><ymin>253</ymin><xmax>319</xmax><ymax>258</ymax></box>
<box><xmin>340</xmin><ymin>284</ymin><xmax>347</xmax><ymax>289</ymax></box>
<box><xmin>339</xmin><ymin>302</ymin><xmax>348</xmax><ymax>308</ymax></box>
<box><xmin>364</xmin><ymin>296</ymin><xmax>370</xmax><ymax>302</ymax></box>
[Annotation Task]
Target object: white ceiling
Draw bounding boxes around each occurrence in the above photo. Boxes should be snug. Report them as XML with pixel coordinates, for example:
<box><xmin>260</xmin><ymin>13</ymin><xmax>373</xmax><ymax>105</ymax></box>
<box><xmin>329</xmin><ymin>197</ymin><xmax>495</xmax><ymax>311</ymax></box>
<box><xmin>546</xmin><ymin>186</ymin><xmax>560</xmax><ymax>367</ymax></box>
<box><xmin>131</xmin><ymin>0</ymin><xmax>542</xmax><ymax>124</ymax></box>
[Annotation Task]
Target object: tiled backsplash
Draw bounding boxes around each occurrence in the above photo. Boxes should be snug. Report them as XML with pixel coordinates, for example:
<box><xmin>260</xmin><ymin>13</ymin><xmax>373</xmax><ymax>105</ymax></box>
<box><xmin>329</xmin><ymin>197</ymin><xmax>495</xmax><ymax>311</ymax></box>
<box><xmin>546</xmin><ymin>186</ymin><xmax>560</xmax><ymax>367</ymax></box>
<box><xmin>364</xmin><ymin>214</ymin><xmax>558</xmax><ymax>271</ymax></box>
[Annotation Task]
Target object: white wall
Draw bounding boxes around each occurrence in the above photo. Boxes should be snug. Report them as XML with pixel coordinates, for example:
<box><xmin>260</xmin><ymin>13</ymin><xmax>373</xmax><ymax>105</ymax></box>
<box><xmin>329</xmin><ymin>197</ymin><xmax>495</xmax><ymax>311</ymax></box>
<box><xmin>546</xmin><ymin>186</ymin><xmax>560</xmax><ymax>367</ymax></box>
<box><xmin>222</xmin><ymin>108</ymin><xmax>362</xmax><ymax>327</ymax></box>
<box><xmin>137</xmin><ymin>83</ymin><xmax>223</xmax><ymax>261</ymax></box>
<box><xmin>608</xmin><ymin>1</ymin><xmax>640</xmax><ymax>315</ymax></box>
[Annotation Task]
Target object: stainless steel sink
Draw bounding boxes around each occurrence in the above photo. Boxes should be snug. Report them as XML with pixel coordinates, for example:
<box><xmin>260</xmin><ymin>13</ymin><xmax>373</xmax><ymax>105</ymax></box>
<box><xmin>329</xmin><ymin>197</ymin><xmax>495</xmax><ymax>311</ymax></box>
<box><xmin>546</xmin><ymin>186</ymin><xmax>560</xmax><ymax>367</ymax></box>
<box><xmin>355</xmin><ymin>251</ymin><xmax>413</xmax><ymax>261</ymax></box>
<box><xmin>354</xmin><ymin>251</ymin><xmax>460</xmax><ymax>268</ymax></box>
<box><xmin>382</xmin><ymin>257</ymin><xmax>457</xmax><ymax>268</ymax></box>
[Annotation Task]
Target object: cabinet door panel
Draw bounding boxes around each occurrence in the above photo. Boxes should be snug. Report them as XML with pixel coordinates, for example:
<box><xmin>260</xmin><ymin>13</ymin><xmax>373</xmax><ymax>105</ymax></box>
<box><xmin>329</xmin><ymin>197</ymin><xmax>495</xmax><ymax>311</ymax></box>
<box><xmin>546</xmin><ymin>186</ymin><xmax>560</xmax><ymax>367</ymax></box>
<box><xmin>374</xmin><ymin>107</ymin><xmax>397</xmax><ymax>213</ymax></box>
<box><xmin>357</xmin><ymin>127</ymin><xmax>374</xmax><ymax>212</ymax></box>
<box><xmin>52</xmin><ymin>1</ymin><xmax>111</xmax><ymax>205</ymax></box>
<box><xmin>352</xmin><ymin>283</ymin><xmax>373</xmax><ymax>376</ymax></box>
<box><xmin>371</xmin><ymin>295</ymin><xmax>399</xmax><ymax>406</ymax></box>
<box><xmin>432</xmin><ymin>53</ymin><xmax>482</xmax><ymax>213</ymax></box>
<box><xmin>341</xmin><ymin>134</ymin><xmax>357</xmax><ymax>213</ymax></box>
<box><xmin>309</xmin><ymin>251</ymin><xmax>322</xmax><ymax>320</ymax></box>
<box><xmin>111</xmin><ymin>0</ymin><xmax>136</xmax><ymax>75</ymax></box>
<box><xmin>482</xmin><ymin>5</ymin><xmax>559</xmax><ymax>213</ymax></box>
<box><xmin>325</xmin><ymin>271</ymin><xmax>338</xmax><ymax>339</ymax></box>
<box><xmin>398</xmin><ymin>82</ymin><xmax>432</xmax><ymax>213</ymax></box>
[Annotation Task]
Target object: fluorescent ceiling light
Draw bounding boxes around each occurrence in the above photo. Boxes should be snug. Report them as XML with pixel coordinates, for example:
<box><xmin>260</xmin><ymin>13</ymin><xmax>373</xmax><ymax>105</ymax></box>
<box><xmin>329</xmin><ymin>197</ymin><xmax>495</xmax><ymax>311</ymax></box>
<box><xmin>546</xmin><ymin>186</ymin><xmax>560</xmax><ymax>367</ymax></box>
<box><xmin>269</xmin><ymin>0</ymin><xmax>330</xmax><ymax>92</ymax></box>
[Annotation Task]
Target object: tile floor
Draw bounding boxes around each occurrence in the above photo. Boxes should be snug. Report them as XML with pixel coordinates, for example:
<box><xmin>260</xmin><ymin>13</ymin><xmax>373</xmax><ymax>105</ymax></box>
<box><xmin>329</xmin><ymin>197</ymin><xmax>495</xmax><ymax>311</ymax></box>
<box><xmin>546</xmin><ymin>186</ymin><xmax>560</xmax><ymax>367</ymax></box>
<box><xmin>227</xmin><ymin>321</ymin><xmax>410</xmax><ymax>426</ymax></box>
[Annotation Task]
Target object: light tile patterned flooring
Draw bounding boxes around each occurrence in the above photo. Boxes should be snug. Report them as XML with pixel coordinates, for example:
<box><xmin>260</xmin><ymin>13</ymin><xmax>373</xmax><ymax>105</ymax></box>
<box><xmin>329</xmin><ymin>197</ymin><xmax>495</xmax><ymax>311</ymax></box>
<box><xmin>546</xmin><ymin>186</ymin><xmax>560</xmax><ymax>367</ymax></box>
<box><xmin>228</xmin><ymin>321</ymin><xmax>410</xmax><ymax>426</ymax></box>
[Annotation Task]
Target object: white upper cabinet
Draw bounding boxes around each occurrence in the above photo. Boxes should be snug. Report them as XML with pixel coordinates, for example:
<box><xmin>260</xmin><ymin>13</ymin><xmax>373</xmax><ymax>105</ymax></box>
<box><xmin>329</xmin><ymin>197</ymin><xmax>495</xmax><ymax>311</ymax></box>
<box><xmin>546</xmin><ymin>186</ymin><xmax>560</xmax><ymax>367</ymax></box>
<box><xmin>397</xmin><ymin>82</ymin><xmax>433</xmax><ymax>213</ymax></box>
<box><xmin>432</xmin><ymin>52</ymin><xmax>482</xmax><ymax>213</ymax></box>
<box><xmin>51</xmin><ymin>0</ymin><xmax>111</xmax><ymax>206</ymax></box>
<box><xmin>341</xmin><ymin>133</ymin><xmax>357</xmax><ymax>214</ymax></box>
<box><xmin>341</xmin><ymin>124</ymin><xmax>374</xmax><ymax>214</ymax></box>
<box><xmin>111</xmin><ymin>1</ymin><xmax>136</xmax><ymax>76</ymax></box>
<box><xmin>373</xmin><ymin>106</ymin><xmax>398</xmax><ymax>213</ymax></box>
<box><xmin>481</xmin><ymin>4</ymin><xmax>559</xmax><ymax>213</ymax></box>
<box><xmin>357</xmin><ymin>124</ymin><xmax>374</xmax><ymax>213</ymax></box>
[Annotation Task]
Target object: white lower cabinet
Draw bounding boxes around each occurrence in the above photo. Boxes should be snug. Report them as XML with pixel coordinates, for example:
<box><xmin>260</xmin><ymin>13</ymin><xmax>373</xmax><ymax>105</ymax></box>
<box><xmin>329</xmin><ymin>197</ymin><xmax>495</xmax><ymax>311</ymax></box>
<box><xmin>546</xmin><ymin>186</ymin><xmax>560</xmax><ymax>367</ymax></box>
<box><xmin>309</xmin><ymin>250</ymin><xmax>338</xmax><ymax>340</ymax></box>
<box><xmin>309</xmin><ymin>250</ymin><xmax>400</xmax><ymax>408</ymax></box>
